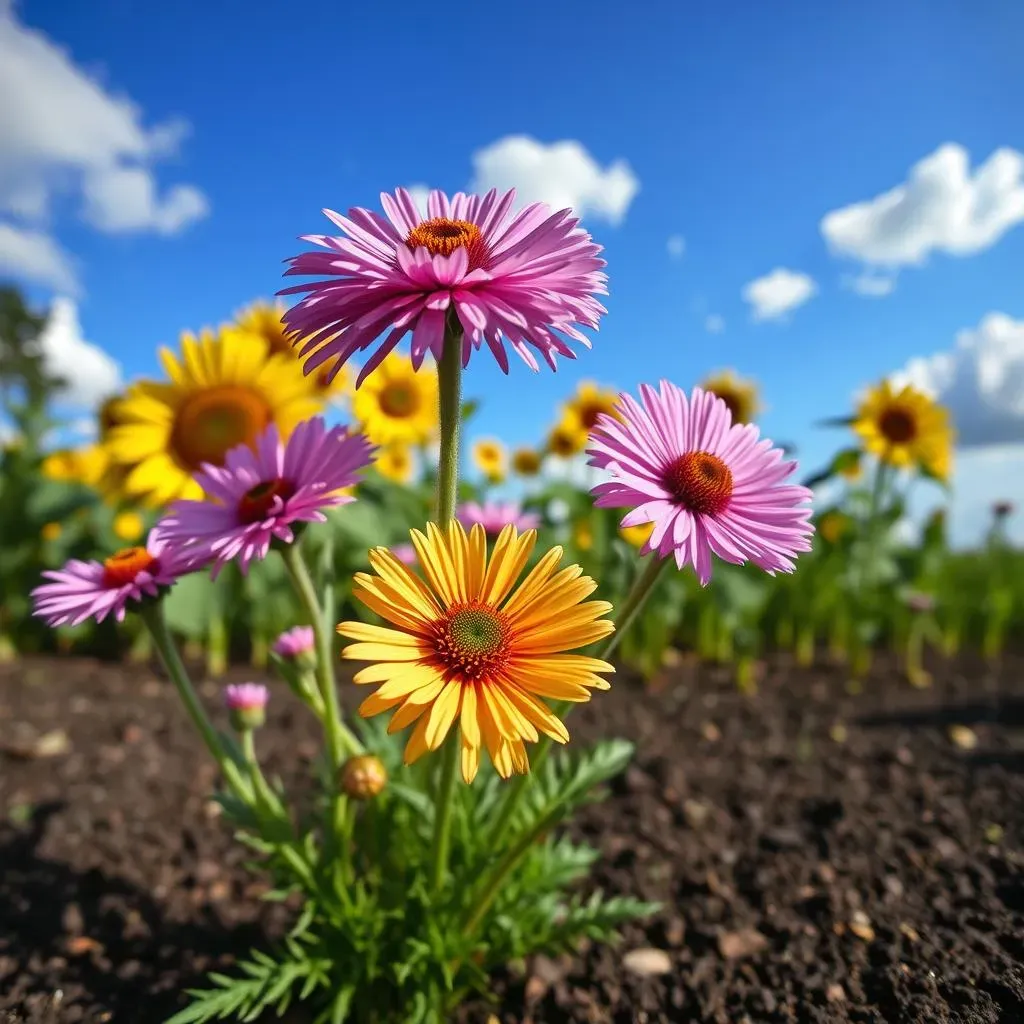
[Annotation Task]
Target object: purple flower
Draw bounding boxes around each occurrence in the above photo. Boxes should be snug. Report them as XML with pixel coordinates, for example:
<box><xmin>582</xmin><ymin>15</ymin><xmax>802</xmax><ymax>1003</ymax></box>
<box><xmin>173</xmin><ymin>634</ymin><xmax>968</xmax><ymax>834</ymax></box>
<box><xmin>280</xmin><ymin>188</ymin><xmax>607</xmax><ymax>385</ymax></box>
<box><xmin>32</xmin><ymin>533</ymin><xmax>192</xmax><ymax>627</ymax></box>
<box><xmin>272</xmin><ymin>625</ymin><xmax>315</xmax><ymax>659</ymax></box>
<box><xmin>456</xmin><ymin>500</ymin><xmax>541</xmax><ymax>537</ymax></box>
<box><xmin>224</xmin><ymin>682</ymin><xmax>269</xmax><ymax>730</ymax></box>
<box><xmin>156</xmin><ymin>418</ymin><xmax>373</xmax><ymax>577</ymax></box>
<box><xmin>587</xmin><ymin>383</ymin><xmax>814</xmax><ymax>586</ymax></box>
<box><xmin>391</xmin><ymin>542</ymin><xmax>418</xmax><ymax>566</ymax></box>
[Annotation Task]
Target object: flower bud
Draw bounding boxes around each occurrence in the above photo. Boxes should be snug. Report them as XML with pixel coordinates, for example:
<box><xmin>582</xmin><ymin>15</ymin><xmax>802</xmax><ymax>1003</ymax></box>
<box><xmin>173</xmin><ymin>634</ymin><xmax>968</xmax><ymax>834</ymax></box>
<box><xmin>223</xmin><ymin>682</ymin><xmax>269</xmax><ymax>731</ymax></box>
<box><xmin>272</xmin><ymin>626</ymin><xmax>316</xmax><ymax>666</ymax></box>
<box><xmin>340</xmin><ymin>754</ymin><xmax>387</xmax><ymax>800</ymax></box>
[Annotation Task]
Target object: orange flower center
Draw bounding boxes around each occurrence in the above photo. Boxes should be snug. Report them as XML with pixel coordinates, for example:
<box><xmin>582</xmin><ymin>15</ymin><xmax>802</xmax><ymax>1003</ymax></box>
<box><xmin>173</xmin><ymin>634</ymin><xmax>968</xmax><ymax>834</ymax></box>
<box><xmin>433</xmin><ymin>602</ymin><xmax>510</xmax><ymax>681</ymax></box>
<box><xmin>379</xmin><ymin>382</ymin><xmax>419</xmax><ymax>418</ymax></box>
<box><xmin>879</xmin><ymin>406</ymin><xmax>917</xmax><ymax>444</ymax></box>
<box><xmin>663</xmin><ymin>451</ymin><xmax>733</xmax><ymax>516</ymax></box>
<box><xmin>102</xmin><ymin>546</ymin><xmax>159</xmax><ymax>588</ymax></box>
<box><xmin>171</xmin><ymin>386</ymin><xmax>271</xmax><ymax>470</ymax></box>
<box><xmin>238</xmin><ymin>478</ymin><xmax>295</xmax><ymax>522</ymax></box>
<box><xmin>406</xmin><ymin>218</ymin><xmax>489</xmax><ymax>272</ymax></box>
<box><xmin>549</xmin><ymin>429</ymin><xmax>576</xmax><ymax>457</ymax></box>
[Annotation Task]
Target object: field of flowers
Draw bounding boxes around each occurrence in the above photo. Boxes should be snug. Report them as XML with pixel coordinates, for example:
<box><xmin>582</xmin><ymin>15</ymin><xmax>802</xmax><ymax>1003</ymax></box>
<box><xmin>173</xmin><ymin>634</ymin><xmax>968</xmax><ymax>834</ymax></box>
<box><xmin>1</xmin><ymin>189</ymin><xmax>1022</xmax><ymax>1024</ymax></box>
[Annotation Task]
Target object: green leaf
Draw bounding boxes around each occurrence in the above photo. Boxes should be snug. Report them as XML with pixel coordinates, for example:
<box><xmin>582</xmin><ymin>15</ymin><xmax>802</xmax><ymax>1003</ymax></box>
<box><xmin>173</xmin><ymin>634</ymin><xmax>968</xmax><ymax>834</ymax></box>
<box><xmin>330</xmin><ymin>986</ymin><xmax>355</xmax><ymax>1024</ymax></box>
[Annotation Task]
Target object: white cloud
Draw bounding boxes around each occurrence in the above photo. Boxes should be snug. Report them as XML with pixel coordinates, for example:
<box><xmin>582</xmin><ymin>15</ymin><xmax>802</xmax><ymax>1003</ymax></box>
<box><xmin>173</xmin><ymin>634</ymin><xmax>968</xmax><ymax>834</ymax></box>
<box><xmin>891</xmin><ymin>312</ymin><xmax>1024</xmax><ymax>448</ymax></box>
<box><xmin>821</xmin><ymin>144</ymin><xmax>1024</xmax><ymax>269</ymax></box>
<box><xmin>842</xmin><ymin>271</ymin><xmax>896</xmax><ymax>297</ymax></box>
<box><xmin>37</xmin><ymin>297</ymin><xmax>122</xmax><ymax>409</ymax></box>
<box><xmin>667</xmin><ymin>234</ymin><xmax>686</xmax><ymax>259</ymax></box>
<box><xmin>0</xmin><ymin>222</ymin><xmax>78</xmax><ymax>292</ymax></box>
<box><xmin>704</xmin><ymin>314</ymin><xmax>725</xmax><ymax>334</ymax></box>
<box><xmin>0</xmin><ymin>5</ymin><xmax>208</xmax><ymax>288</ymax></box>
<box><xmin>470</xmin><ymin>135</ymin><xmax>639</xmax><ymax>225</ymax></box>
<box><xmin>403</xmin><ymin>184</ymin><xmax>431</xmax><ymax>217</ymax></box>
<box><xmin>742</xmin><ymin>268</ymin><xmax>817</xmax><ymax>322</ymax></box>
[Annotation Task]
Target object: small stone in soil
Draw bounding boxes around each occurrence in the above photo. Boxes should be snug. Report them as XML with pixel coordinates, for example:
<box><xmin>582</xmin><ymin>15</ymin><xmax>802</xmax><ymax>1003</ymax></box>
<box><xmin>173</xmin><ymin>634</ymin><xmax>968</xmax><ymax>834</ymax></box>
<box><xmin>623</xmin><ymin>947</ymin><xmax>673</xmax><ymax>976</ymax></box>
<box><xmin>717</xmin><ymin>928</ymin><xmax>768</xmax><ymax>959</ymax></box>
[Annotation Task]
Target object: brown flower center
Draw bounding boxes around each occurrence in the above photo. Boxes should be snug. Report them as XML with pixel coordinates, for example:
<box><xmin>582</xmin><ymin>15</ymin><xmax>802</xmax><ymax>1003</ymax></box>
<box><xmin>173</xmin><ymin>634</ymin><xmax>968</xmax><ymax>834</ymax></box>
<box><xmin>432</xmin><ymin>601</ymin><xmax>511</xmax><ymax>681</ymax></box>
<box><xmin>406</xmin><ymin>218</ymin><xmax>489</xmax><ymax>272</ymax></box>
<box><xmin>663</xmin><ymin>451</ymin><xmax>733</xmax><ymax>516</ymax></box>
<box><xmin>102</xmin><ymin>546</ymin><xmax>159</xmax><ymax>588</ymax></box>
<box><xmin>379</xmin><ymin>382</ymin><xmax>419</xmax><ymax>418</ymax></box>
<box><xmin>579</xmin><ymin>401</ymin><xmax>607</xmax><ymax>430</ymax></box>
<box><xmin>237</xmin><ymin>479</ymin><xmax>295</xmax><ymax>523</ymax></box>
<box><xmin>171</xmin><ymin>386</ymin><xmax>271</xmax><ymax>470</ymax></box>
<box><xmin>878</xmin><ymin>406</ymin><xmax>917</xmax><ymax>444</ymax></box>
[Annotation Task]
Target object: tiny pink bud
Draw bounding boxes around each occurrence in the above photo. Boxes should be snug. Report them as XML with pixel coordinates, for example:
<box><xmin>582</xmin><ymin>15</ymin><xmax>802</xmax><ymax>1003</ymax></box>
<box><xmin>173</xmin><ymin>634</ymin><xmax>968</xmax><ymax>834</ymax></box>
<box><xmin>224</xmin><ymin>682</ymin><xmax>269</xmax><ymax>730</ymax></box>
<box><xmin>272</xmin><ymin>625</ymin><xmax>315</xmax><ymax>660</ymax></box>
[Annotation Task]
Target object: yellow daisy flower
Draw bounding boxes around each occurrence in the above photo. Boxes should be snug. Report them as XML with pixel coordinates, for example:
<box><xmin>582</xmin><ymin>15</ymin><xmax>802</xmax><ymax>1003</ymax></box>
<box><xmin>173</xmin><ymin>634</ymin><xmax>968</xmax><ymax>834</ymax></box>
<box><xmin>112</xmin><ymin>510</ymin><xmax>145</xmax><ymax>542</ymax></box>
<box><xmin>472</xmin><ymin>437</ymin><xmax>507</xmax><ymax>483</ymax></box>
<box><xmin>563</xmin><ymin>380</ymin><xmax>622</xmax><ymax>433</ymax></box>
<box><xmin>700</xmin><ymin>369</ymin><xmax>760</xmax><ymax>424</ymax></box>
<box><xmin>351</xmin><ymin>352</ymin><xmax>438</xmax><ymax>446</ymax></box>
<box><xmin>619</xmin><ymin>521</ymin><xmax>655</xmax><ymax>548</ymax></box>
<box><xmin>339</xmin><ymin>521</ymin><xmax>615</xmax><ymax>783</ymax></box>
<box><xmin>375</xmin><ymin>443</ymin><xmax>415</xmax><ymax>484</ymax></box>
<box><xmin>106</xmin><ymin>328</ymin><xmax>322</xmax><ymax>506</ymax></box>
<box><xmin>853</xmin><ymin>381</ymin><xmax>954</xmax><ymax>481</ymax></box>
<box><xmin>546</xmin><ymin>418</ymin><xmax>588</xmax><ymax>458</ymax></box>
<box><xmin>512</xmin><ymin>446</ymin><xmax>543</xmax><ymax>477</ymax></box>
<box><xmin>816</xmin><ymin>509</ymin><xmax>851</xmax><ymax>546</ymax></box>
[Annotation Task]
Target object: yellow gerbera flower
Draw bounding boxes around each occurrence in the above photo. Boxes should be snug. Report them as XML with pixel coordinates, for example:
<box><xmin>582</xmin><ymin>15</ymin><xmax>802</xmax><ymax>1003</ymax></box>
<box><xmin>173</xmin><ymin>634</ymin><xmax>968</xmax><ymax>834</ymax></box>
<box><xmin>853</xmin><ymin>381</ymin><xmax>954</xmax><ymax>481</ymax></box>
<box><xmin>472</xmin><ymin>438</ymin><xmax>507</xmax><ymax>483</ymax></box>
<box><xmin>339</xmin><ymin>521</ymin><xmax>615</xmax><ymax>783</ymax></box>
<box><xmin>351</xmin><ymin>352</ymin><xmax>438</xmax><ymax>446</ymax></box>
<box><xmin>375</xmin><ymin>443</ymin><xmax>415</xmax><ymax>484</ymax></box>
<box><xmin>619</xmin><ymin>521</ymin><xmax>655</xmax><ymax>548</ymax></box>
<box><xmin>700</xmin><ymin>369</ymin><xmax>760</xmax><ymax>424</ymax></box>
<box><xmin>106</xmin><ymin>328</ymin><xmax>322</xmax><ymax>506</ymax></box>
<box><xmin>546</xmin><ymin>418</ymin><xmax>588</xmax><ymax>458</ymax></box>
<box><xmin>563</xmin><ymin>380</ymin><xmax>622</xmax><ymax>433</ymax></box>
<box><xmin>512</xmin><ymin>446</ymin><xmax>542</xmax><ymax>477</ymax></box>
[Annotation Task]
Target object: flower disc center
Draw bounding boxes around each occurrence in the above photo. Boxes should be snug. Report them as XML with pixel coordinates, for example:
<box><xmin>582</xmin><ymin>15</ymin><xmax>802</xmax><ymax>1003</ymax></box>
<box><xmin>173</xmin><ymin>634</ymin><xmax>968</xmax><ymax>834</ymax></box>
<box><xmin>238</xmin><ymin>478</ymin><xmax>296</xmax><ymax>523</ymax></box>
<box><xmin>434</xmin><ymin>602</ymin><xmax>510</xmax><ymax>680</ymax></box>
<box><xmin>378</xmin><ymin>382</ymin><xmax>419</xmax><ymax>418</ymax></box>
<box><xmin>172</xmin><ymin>386</ymin><xmax>271</xmax><ymax>470</ymax></box>
<box><xmin>879</xmin><ymin>406</ymin><xmax>917</xmax><ymax>444</ymax></box>
<box><xmin>406</xmin><ymin>218</ymin><xmax>489</xmax><ymax>271</ymax></box>
<box><xmin>102</xmin><ymin>546</ymin><xmax>159</xmax><ymax>588</ymax></box>
<box><xmin>663</xmin><ymin>451</ymin><xmax>734</xmax><ymax>516</ymax></box>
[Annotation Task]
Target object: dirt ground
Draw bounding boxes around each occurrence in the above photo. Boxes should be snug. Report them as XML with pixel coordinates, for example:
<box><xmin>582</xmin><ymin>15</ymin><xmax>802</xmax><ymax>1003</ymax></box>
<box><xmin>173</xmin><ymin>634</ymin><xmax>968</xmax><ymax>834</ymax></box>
<box><xmin>1</xmin><ymin>652</ymin><xmax>1022</xmax><ymax>1023</ymax></box>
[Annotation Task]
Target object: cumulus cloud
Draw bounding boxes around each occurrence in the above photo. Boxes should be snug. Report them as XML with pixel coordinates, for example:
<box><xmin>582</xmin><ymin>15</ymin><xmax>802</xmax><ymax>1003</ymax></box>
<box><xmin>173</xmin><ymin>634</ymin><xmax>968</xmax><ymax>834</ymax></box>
<box><xmin>470</xmin><ymin>135</ymin><xmax>639</xmax><ymax>225</ymax></box>
<box><xmin>704</xmin><ymin>314</ymin><xmax>725</xmax><ymax>334</ymax></box>
<box><xmin>37</xmin><ymin>298</ymin><xmax>122</xmax><ymax>409</ymax></box>
<box><xmin>0</xmin><ymin>222</ymin><xmax>78</xmax><ymax>292</ymax></box>
<box><xmin>742</xmin><ymin>268</ymin><xmax>817</xmax><ymax>322</ymax></box>
<box><xmin>821</xmin><ymin>144</ymin><xmax>1024</xmax><ymax>270</ymax></box>
<box><xmin>403</xmin><ymin>183</ymin><xmax>432</xmax><ymax>217</ymax></box>
<box><xmin>842</xmin><ymin>271</ymin><xmax>896</xmax><ymax>297</ymax></box>
<box><xmin>0</xmin><ymin>5</ymin><xmax>208</xmax><ymax>289</ymax></box>
<box><xmin>891</xmin><ymin>312</ymin><xmax>1024</xmax><ymax>448</ymax></box>
<box><xmin>667</xmin><ymin>234</ymin><xmax>686</xmax><ymax>259</ymax></box>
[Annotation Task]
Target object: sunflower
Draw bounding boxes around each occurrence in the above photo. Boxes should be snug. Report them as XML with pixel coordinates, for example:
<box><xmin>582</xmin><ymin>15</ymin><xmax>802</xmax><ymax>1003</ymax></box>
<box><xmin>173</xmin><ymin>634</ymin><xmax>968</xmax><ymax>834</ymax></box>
<box><xmin>472</xmin><ymin>438</ymin><xmax>507</xmax><ymax>483</ymax></box>
<box><xmin>375</xmin><ymin>443</ymin><xmax>415</xmax><ymax>484</ymax></box>
<box><xmin>512</xmin><ymin>446</ymin><xmax>542</xmax><ymax>477</ymax></box>
<box><xmin>563</xmin><ymin>380</ymin><xmax>622</xmax><ymax>434</ymax></box>
<box><xmin>105</xmin><ymin>329</ymin><xmax>322</xmax><ymax>506</ymax></box>
<box><xmin>338</xmin><ymin>521</ymin><xmax>615</xmax><ymax>783</ymax></box>
<box><xmin>546</xmin><ymin>418</ymin><xmax>587</xmax><ymax>458</ymax></box>
<box><xmin>853</xmin><ymin>381</ymin><xmax>954</xmax><ymax>480</ymax></box>
<box><xmin>699</xmin><ymin>369</ymin><xmax>759</xmax><ymax>425</ymax></box>
<box><xmin>351</xmin><ymin>352</ymin><xmax>438</xmax><ymax>446</ymax></box>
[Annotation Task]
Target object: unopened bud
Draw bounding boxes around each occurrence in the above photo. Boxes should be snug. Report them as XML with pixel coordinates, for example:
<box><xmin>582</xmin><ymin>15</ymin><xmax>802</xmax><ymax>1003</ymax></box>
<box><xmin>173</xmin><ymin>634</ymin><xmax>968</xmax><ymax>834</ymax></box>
<box><xmin>340</xmin><ymin>754</ymin><xmax>387</xmax><ymax>800</ymax></box>
<box><xmin>224</xmin><ymin>682</ymin><xmax>269</xmax><ymax>731</ymax></box>
<box><xmin>272</xmin><ymin>626</ymin><xmax>316</xmax><ymax>667</ymax></box>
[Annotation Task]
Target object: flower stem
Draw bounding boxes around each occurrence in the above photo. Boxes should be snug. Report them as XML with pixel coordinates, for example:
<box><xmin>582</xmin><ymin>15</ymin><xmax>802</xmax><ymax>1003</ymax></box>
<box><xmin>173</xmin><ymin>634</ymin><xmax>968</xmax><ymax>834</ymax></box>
<box><xmin>430</xmin><ymin>320</ymin><xmax>464</xmax><ymax>893</ymax></box>
<box><xmin>280</xmin><ymin>541</ymin><xmax>362</xmax><ymax>767</ymax></box>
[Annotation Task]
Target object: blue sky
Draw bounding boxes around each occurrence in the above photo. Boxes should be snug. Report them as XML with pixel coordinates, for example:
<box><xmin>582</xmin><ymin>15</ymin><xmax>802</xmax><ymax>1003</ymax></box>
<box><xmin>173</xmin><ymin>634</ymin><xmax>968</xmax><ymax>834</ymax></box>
<box><xmin>3</xmin><ymin>0</ymin><xmax>1024</xmax><ymax>545</ymax></box>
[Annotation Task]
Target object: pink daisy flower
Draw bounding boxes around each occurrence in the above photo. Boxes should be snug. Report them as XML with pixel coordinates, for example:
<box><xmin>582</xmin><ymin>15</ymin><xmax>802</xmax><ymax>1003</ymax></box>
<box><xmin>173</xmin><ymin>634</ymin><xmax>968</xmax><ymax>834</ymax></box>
<box><xmin>390</xmin><ymin>542</ymin><xmax>418</xmax><ymax>566</ymax></box>
<box><xmin>224</xmin><ymin>682</ymin><xmax>269</xmax><ymax>711</ymax></box>
<box><xmin>280</xmin><ymin>187</ymin><xmax>608</xmax><ymax>386</ymax></box>
<box><xmin>457</xmin><ymin>500</ymin><xmax>541</xmax><ymax>537</ymax></box>
<box><xmin>156</xmin><ymin>417</ymin><xmax>374</xmax><ymax>577</ymax></box>
<box><xmin>587</xmin><ymin>383</ymin><xmax>814</xmax><ymax>586</ymax></box>
<box><xmin>32</xmin><ymin>533</ymin><xmax>192</xmax><ymax>627</ymax></box>
<box><xmin>272</xmin><ymin>625</ymin><xmax>315</xmax><ymax>659</ymax></box>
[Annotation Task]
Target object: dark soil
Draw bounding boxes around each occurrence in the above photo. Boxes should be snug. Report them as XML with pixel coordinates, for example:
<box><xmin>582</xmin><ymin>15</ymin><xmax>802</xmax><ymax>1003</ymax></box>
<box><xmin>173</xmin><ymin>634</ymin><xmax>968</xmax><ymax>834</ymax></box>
<box><xmin>1</xmin><ymin>652</ymin><xmax>1023</xmax><ymax>1023</ymax></box>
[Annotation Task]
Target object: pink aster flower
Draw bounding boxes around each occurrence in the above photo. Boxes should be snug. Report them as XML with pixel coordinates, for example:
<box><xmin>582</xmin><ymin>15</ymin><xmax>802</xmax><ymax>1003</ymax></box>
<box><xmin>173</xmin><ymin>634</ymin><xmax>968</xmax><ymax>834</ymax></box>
<box><xmin>224</xmin><ymin>682</ymin><xmax>269</xmax><ymax>731</ymax></box>
<box><xmin>587</xmin><ymin>383</ymin><xmax>814</xmax><ymax>586</ymax></box>
<box><xmin>457</xmin><ymin>500</ymin><xmax>541</xmax><ymax>536</ymax></box>
<box><xmin>280</xmin><ymin>187</ymin><xmax>608</xmax><ymax>385</ymax></box>
<box><xmin>272</xmin><ymin>625</ymin><xmax>315</xmax><ymax>659</ymax></box>
<box><xmin>156</xmin><ymin>418</ymin><xmax>374</xmax><ymax>577</ymax></box>
<box><xmin>391</xmin><ymin>542</ymin><xmax>418</xmax><ymax>566</ymax></box>
<box><xmin>31</xmin><ymin>533</ymin><xmax>192</xmax><ymax>627</ymax></box>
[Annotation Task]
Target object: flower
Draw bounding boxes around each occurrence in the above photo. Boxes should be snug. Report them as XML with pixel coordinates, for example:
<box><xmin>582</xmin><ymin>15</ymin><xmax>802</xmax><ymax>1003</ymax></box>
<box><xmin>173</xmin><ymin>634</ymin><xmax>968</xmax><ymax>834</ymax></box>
<box><xmin>839</xmin><ymin>450</ymin><xmax>863</xmax><ymax>481</ymax></box>
<box><xmin>563</xmin><ymin>380</ymin><xmax>622</xmax><ymax>433</ymax></box>
<box><xmin>106</xmin><ymin>328</ymin><xmax>323</xmax><ymax>506</ymax></box>
<box><xmin>338</xmin><ymin>521</ymin><xmax>615</xmax><ymax>783</ymax></box>
<box><xmin>273</xmin><ymin>625</ymin><xmax>315</xmax><ymax>659</ymax></box>
<box><xmin>280</xmin><ymin>187</ymin><xmax>608</xmax><ymax>385</ymax></box>
<box><xmin>472</xmin><ymin>438</ymin><xmax>507</xmax><ymax>482</ymax></box>
<box><xmin>547</xmin><ymin>418</ymin><xmax>587</xmax><ymax>458</ymax></box>
<box><xmin>619</xmin><ymin>521</ymin><xmax>655</xmax><ymax>548</ymax></box>
<box><xmin>113</xmin><ymin>511</ymin><xmax>145</xmax><ymax>542</ymax></box>
<box><xmin>699</xmin><ymin>369</ymin><xmax>760</xmax><ymax>425</ymax></box>
<box><xmin>31</xmin><ymin>533</ymin><xmax>191</xmax><ymax>627</ymax></box>
<box><xmin>351</xmin><ymin>351</ymin><xmax>438</xmax><ymax>446</ymax></box>
<box><xmin>375</xmin><ymin>443</ymin><xmax>415</xmax><ymax>484</ymax></box>
<box><xmin>587</xmin><ymin>383</ymin><xmax>814</xmax><ymax>586</ymax></box>
<box><xmin>224</xmin><ymin>682</ymin><xmax>269</xmax><ymax>731</ymax></box>
<box><xmin>816</xmin><ymin>509</ymin><xmax>851</xmax><ymax>546</ymax></box>
<box><xmin>853</xmin><ymin>381</ymin><xmax>954</xmax><ymax>481</ymax></box>
<box><xmin>573</xmin><ymin>520</ymin><xmax>593</xmax><ymax>551</ymax></box>
<box><xmin>391</xmin><ymin>542</ymin><xmax>418</xmax><ymax>565</ymax></box>
<box><xmin>512</xmin><ymin>447</ymin><xmax>542</xmax><ymax>476</ymax></box>
<box><xmin>457</xmin><ymin>500</ymin><xmax>540</xmax><ymax>536</ymax></box>
<box><xmin>156</xmin><ymin>418</ymin><xmax>373</xmax><ymax>576</ymax></box>
<box><xmin>340</xmin><ymin>754</ymin><xmax>388</xmax><ymax>799</ymax></box>
<box><xmin>41</xmin><ymin>522</ymin><xmax>62</xmax><ymax>542</ymax></box>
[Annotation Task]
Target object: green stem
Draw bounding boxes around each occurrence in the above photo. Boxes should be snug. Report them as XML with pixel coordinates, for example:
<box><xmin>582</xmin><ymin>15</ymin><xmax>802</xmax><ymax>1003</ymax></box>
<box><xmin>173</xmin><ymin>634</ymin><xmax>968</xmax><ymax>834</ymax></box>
<box><xmin>240</xmin><ymin>729</ymin><xmax>257</xmax><ymax>764</ymax></box>
<box><xmin>429</xmin><ymin>319</ymin><xmax>465</xmax><ymax>894</ymax></box>
<box><xmin>280</xmin><ymin>541</ymin><xmax>361</xmax><ymax>766</ymax></box>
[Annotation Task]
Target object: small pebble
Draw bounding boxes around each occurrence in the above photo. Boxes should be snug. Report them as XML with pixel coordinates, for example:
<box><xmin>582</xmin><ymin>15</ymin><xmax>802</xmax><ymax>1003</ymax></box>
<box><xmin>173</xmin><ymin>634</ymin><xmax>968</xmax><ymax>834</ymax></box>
<box><xmin>623</xmin><ymin>947</ymin><xmax>673</xmax><ymax>976</ymax></box>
